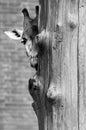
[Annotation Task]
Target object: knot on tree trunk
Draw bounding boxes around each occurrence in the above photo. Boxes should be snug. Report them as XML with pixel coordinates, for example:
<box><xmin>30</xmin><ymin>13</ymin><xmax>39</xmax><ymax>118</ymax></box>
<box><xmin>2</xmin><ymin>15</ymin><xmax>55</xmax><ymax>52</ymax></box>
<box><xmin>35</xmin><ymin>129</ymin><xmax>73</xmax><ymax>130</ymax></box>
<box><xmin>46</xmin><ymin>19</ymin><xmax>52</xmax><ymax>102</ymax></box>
<box><xmin>47</xmin><ymin>82</ymin><xmax>62</xmax><ymax>103</ymax></box>
<box><xmin>67</xmin><ymin>13</ymin><xmax>78</xmax><ymax>29</ymax></box>
<box><xmin>28</xmin><ymin>75</ymin><xmax>44</xmax><ymax>121</ymax></box>
<box><xmin>53</xmin><ymin>25</ymin><xmax>63</xmax><ymax>50</ymax></box>
<box><xmin>28</xmin><ymin>76</ymin><xmax>42</xmax><ymax>103</ymax></box>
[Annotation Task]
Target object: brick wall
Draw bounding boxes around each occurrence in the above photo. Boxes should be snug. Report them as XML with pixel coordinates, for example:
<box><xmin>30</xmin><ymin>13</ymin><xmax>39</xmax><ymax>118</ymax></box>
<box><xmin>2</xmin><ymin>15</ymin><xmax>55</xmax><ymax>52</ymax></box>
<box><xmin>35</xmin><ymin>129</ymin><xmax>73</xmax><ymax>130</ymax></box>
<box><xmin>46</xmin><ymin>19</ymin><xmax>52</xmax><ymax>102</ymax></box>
<box><xmin>0</xmin><ymin>0</ymin><xmax>38</xmax><ymax>130</ymax></box>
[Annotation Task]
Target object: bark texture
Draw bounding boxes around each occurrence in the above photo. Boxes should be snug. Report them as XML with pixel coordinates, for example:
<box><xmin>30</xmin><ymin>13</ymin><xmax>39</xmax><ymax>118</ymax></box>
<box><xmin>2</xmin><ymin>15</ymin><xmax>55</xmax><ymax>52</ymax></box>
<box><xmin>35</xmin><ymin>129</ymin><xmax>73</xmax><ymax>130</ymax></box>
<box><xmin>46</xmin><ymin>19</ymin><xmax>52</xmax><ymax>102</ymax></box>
<box><xmin>28</xmin><ymin>0</ymin><xmax>86</xmax><ymax>130</ymax></box>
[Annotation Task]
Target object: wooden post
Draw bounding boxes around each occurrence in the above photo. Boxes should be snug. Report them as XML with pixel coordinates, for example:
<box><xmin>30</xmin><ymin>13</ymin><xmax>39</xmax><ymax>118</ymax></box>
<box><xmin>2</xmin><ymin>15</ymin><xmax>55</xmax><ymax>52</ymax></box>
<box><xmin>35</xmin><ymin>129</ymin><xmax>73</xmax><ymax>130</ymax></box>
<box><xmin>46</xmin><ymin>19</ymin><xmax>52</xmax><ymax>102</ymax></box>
<box><xmin>28</xmin><ymin>0</ymin><xmax>79</xmax><ymax>130</ymax></box>
<box><xmin>79</xmin><ymin>1</ymin><xmax>86</xmax><ymax>130</ymax></box>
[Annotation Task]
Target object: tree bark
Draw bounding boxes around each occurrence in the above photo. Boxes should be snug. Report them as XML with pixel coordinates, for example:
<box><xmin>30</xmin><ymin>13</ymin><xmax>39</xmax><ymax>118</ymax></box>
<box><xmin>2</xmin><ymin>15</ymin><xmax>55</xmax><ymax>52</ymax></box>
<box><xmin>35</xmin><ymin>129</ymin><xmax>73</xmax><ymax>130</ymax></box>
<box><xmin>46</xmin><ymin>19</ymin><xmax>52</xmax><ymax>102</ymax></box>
<box><xmin>29</xmin><ymin>0</ymin><xmax>79</xmax><ymax>130</ymax></box>
<box><xmin>79</xmin><ymin>1</ymin><xmax>86</xmax><ymax>130</ymax></box>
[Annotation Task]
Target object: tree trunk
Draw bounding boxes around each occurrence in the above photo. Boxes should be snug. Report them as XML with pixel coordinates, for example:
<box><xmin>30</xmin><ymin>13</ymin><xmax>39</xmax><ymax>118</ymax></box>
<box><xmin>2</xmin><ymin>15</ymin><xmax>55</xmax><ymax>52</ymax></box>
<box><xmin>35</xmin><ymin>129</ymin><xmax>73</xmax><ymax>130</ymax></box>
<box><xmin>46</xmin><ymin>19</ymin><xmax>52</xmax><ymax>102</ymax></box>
<box><xmin>29</xmin><ymin>0</ymin><xmax>79</xmax><ymax>130</ymax></box>
<box><xmin>79</xmin><ymin>1</ymin><xmax>86</xmax><ymax>130</ymax></box>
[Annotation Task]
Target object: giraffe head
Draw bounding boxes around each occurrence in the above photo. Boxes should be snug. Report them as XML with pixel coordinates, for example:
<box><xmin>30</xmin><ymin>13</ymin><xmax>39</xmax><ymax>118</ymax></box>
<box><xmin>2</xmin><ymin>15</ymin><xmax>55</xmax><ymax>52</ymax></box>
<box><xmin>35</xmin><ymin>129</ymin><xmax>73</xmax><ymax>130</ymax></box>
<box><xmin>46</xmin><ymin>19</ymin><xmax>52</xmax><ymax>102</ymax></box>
<box><xmin>4</xmin><ymin>6</ymin><xmax>39</xmax><ymax>70</ymax></box>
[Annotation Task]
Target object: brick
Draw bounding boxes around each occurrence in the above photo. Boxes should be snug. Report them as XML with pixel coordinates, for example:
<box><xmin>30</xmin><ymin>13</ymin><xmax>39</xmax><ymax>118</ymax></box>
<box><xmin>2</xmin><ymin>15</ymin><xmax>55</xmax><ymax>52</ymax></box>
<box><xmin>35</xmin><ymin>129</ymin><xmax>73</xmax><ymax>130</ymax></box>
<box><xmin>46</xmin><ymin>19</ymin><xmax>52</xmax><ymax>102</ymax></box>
<box><xmin>0</xmin><ymin>0</ymin><xmax>38</xmax><ymax>130</ymax></box>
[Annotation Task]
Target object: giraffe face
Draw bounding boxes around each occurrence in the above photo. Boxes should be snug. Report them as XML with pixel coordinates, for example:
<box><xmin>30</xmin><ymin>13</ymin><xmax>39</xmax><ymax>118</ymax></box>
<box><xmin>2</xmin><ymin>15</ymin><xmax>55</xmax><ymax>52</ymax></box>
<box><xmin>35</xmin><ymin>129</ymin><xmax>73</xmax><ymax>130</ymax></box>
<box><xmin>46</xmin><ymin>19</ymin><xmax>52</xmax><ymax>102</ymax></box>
<box><xmin>4</xmin><ymin>29</ymin><xmax>38</xmax><ymax>69</ymax></box>
<box><xmin>25</xmin><ymin>38</ymin><xmax>38</xmax><ymax>69</ymax></box>
<box><xmin>4</xmin><ymin>6</ymin><xmax>39</xmax><ymax>70</ymax></box>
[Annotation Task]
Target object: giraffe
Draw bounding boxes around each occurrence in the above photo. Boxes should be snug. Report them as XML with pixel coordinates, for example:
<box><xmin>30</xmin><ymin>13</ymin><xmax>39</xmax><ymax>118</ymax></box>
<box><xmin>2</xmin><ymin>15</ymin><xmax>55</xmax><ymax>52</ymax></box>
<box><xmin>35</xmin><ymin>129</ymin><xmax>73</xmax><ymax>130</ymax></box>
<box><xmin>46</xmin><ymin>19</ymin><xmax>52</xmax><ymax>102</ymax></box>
<box><xmin>4</xmin><ymin>6</ymin><xmax>39</xmax><ymax>70</ymax></box>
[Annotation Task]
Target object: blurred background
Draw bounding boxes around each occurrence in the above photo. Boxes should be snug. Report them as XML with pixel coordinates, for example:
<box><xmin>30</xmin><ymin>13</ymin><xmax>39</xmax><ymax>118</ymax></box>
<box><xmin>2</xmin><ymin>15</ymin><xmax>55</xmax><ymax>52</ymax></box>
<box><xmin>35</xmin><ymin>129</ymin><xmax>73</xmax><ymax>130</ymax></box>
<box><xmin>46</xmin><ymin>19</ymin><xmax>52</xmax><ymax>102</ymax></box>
<box><xmin>0</xmin><ymin>0</ymin><xmax>38</xmax><ymax>130</ymax></box>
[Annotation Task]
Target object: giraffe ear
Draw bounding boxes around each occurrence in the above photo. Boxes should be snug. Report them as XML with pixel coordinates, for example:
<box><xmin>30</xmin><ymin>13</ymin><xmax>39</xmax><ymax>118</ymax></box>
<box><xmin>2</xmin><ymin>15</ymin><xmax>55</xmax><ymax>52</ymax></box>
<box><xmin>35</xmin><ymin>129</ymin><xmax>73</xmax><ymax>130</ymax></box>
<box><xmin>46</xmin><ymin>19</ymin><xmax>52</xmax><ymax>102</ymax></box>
<box><xmin>4</xmin><ymin>29</ymin><xmax>23</xmax><ymax>40</ymax></box>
